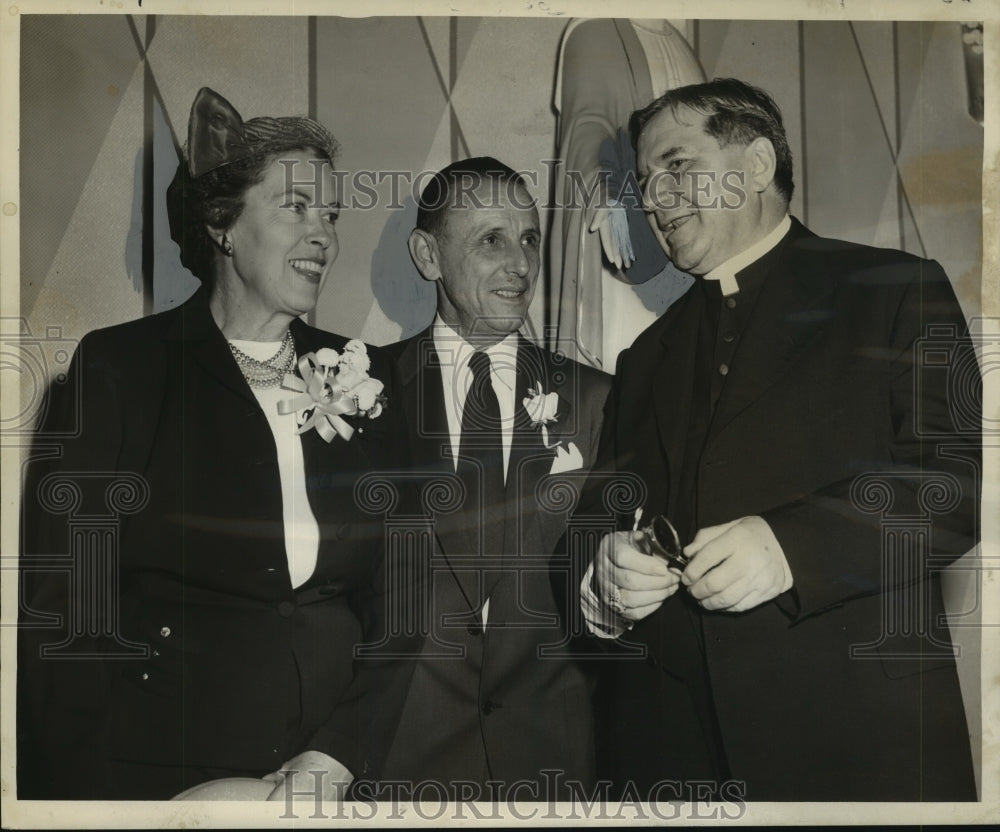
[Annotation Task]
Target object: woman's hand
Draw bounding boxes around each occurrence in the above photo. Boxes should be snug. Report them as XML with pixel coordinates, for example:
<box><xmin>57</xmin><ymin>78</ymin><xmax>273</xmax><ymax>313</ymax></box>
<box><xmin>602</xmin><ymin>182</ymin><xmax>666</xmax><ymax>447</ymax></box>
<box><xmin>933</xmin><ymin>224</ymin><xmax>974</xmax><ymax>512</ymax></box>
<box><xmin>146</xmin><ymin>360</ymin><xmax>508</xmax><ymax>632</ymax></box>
<box><xmin>264</xmin><ymin>749</ymin><xmax>353</xmax><ymax>803</ymax></box>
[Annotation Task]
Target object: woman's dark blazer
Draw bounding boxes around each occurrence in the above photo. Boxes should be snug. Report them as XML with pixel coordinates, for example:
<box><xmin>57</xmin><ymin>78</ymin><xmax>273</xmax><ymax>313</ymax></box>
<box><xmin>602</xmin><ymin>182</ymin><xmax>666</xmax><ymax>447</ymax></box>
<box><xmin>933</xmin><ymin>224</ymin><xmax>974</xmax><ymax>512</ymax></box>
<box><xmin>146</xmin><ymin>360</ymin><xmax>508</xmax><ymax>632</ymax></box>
<box><xmin>18</xmin><ymin>289</ymin><xmax>416</xmax><ymax>798</ymax></box>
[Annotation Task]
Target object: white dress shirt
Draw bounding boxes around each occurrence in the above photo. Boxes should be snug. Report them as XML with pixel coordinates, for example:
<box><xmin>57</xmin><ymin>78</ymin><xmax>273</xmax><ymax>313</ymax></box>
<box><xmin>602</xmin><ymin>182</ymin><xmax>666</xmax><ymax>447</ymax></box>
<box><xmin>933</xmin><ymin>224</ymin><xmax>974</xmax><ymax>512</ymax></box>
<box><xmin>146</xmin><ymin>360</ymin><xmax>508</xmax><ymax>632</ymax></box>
<box><xmin>431</xmin><ymin>315</ymin><xmax>519</xmax><ymax>481</ymax></box>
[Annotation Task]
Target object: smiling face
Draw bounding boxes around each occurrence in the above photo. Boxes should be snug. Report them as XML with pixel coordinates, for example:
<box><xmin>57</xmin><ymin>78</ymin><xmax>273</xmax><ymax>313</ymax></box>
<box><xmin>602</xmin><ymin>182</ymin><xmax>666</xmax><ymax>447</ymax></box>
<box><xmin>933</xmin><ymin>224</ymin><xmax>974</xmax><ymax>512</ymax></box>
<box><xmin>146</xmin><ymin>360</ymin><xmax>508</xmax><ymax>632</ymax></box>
<box><xmin>637</xmin><ymin>105</ymin><xmax>767</xmax><ymax>276</ymax></box>
<box><xmin>215</xmin><ymin>148</ymin><xmax>340</xmax><ymax>332</ymax></box>
<box><xmin>424</xmin><ymin>179</ymin><xmax>541</xmax><ymax>343</ymax></box>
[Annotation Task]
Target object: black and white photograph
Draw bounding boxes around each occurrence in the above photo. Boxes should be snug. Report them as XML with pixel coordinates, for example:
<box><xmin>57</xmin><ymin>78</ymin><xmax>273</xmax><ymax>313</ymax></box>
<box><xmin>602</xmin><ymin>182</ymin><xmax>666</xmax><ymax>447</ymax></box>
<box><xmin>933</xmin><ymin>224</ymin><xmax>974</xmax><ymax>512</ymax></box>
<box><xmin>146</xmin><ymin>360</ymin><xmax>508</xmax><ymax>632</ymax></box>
<box><xmin>1</xmin><ymin>0</ymin><xmax>997</xmax><ymax>826</ymax></box>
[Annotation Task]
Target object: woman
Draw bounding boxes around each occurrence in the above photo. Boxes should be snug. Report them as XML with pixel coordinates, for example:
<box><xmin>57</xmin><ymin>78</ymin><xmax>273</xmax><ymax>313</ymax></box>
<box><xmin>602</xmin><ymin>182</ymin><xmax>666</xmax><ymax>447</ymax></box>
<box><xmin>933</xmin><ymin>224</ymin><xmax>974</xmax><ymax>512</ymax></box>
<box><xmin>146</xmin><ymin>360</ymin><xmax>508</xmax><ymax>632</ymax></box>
<box><xmin>18</xmin><ymin>88</ymin><xmax>413</xmax><ymax>800</ymax></box>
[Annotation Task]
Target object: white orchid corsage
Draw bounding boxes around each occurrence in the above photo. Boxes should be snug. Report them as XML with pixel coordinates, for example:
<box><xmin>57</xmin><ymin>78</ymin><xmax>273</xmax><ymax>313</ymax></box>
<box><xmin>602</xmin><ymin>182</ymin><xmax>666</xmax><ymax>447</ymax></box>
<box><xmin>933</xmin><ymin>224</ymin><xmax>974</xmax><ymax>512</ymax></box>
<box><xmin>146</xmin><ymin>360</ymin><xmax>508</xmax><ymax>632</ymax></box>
<box><xmin>522</xmin><ymin>381</ymin><xmax>562</xmax><ymax>449</ymax></box>
<box><xmin>523</xmin><ymin>380</ymin><xmax>584</xmax><ymax>474</ymax></box>
<box><xmin>278</xmin><ymin>339</ymin><xmax>387</xmax><ymax>442</ymax></box>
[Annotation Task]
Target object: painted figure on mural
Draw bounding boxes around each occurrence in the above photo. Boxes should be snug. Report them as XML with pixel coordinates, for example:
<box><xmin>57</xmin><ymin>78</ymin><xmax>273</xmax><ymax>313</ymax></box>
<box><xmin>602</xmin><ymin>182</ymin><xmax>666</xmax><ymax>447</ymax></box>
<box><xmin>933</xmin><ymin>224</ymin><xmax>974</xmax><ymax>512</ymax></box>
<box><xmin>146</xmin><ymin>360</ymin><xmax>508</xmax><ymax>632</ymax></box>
<box><xmin>550</xmin><ymin>18</ymin><xmax>705</xmax><ymax>370</ymax></box>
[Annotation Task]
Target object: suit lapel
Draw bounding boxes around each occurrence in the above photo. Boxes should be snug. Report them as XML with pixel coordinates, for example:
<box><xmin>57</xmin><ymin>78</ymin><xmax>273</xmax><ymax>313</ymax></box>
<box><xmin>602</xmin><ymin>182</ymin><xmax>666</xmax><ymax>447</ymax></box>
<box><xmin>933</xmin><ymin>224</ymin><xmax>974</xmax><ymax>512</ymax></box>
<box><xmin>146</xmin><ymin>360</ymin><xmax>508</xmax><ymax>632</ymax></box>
<box><xmin>397</xmin><ymin>329</ymin><xmax>483</xmax><ymax>613</ymax></box>
<box><xmin>168</xmin><ymin>289</ymin><xmax>259</xmax><ymax>408</ymax></box>
<box><xmin>396</xmin><ymin>329</ymin><xmax>454</xmax><ymax>477</ymax></box>
<box><xmin>291</xmin><ymin>320</ymin><xmax>409</xmax><ymax>594</ymax></box>
<box><xmin>505</xmin><ymin>338</ymin><xmax>556</xmax><ymax>557</ymax></box>
<box><xmin>163</xmin><ymin>291</ymin><xmax>289</xmax><ymax>580</ymax></box>
<box><xmin>649</xmin><ymin>287</ymin><xmax>704</xmax><ymax>518</ymax></box>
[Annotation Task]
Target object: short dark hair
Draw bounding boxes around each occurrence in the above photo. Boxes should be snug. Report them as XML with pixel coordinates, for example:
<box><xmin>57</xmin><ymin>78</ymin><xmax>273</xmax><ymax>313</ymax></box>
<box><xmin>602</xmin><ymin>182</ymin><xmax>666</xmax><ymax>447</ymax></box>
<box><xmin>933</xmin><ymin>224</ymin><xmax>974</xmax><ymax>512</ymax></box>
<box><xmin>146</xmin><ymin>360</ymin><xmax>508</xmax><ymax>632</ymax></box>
<box><xmin>167</xmin><ymin>121</ymin><xmax>338</xmax><ymax>289</ymax></box>
<box><xmin>629</xmin><ymin>77</ymin><xmax>794</xmax><ymax>205</ymax></box>
<box><xmin>416</xmin><ymin>156</ymin><xmax>530</xmax><ymax>239</ymax></box>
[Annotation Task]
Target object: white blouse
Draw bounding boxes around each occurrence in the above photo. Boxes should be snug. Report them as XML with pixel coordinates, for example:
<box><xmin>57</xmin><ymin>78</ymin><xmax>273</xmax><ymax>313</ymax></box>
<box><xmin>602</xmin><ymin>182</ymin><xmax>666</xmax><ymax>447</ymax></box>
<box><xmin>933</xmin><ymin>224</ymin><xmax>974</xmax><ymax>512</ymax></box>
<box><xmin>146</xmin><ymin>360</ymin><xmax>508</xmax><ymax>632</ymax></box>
<box><xmin>230</xmin><ymin>339</ymin><xmax>319</xmax><ymax>589</ymax></box>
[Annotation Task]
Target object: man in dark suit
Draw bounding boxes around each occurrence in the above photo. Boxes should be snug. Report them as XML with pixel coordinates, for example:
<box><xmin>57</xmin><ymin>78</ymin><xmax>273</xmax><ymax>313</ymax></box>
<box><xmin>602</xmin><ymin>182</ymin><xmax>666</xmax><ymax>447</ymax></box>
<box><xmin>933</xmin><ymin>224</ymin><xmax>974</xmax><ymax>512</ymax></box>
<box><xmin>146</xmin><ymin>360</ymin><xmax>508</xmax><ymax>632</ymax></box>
<box><xmin>579</xmin><ymin>78</ymin><xmax>980</xmax><ymax>801</ymax></box>
<box><xmin>380</xmin><ymin>157</ymin><xmax>611</xmax><ymax>800</ymax></box>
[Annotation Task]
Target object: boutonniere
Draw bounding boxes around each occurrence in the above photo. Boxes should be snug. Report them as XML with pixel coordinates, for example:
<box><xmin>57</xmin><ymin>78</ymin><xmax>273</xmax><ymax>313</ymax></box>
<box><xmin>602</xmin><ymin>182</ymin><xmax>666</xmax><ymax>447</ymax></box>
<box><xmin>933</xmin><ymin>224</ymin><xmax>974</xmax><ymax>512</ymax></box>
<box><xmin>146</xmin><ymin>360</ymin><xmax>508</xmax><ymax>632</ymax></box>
<box><xmin>522</xmin><ymin>381</ymin><xmax>564</xmax><ymax>450</ymax></box>
<box><xmin>523</xmin><ymin>381</ymin><xmax>584</xmax><ymax>475</ymax></box>
<box><xmin>278</xmin><ymin>340</ymin><xmax>387</xmax><ymax>442</ymax></box>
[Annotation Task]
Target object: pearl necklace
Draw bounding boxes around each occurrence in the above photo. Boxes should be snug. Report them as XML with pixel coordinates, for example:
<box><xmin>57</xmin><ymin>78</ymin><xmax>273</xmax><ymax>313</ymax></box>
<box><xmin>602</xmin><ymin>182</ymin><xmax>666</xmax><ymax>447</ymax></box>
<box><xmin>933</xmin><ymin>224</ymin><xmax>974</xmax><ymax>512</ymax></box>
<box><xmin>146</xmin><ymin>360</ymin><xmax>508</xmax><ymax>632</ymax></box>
<box><xmin>228</xmin><ymin>330</ymin><xmax>296</xmax><ymax>389</ymax></box>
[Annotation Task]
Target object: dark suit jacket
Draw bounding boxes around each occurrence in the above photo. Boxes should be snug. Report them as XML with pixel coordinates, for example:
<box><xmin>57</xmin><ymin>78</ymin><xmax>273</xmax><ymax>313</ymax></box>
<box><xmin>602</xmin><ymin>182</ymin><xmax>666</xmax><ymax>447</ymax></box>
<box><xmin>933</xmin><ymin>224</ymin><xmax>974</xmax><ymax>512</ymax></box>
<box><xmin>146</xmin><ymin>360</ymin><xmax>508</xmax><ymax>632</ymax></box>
<box><xmin>582</xmin><ymin>219</ymin><xmax>980</xmax><ymax>800</ymax></box>
<box><xmin>18</xmin><ymin>290</ymin><xmax>419</xmax><ymax>799</ymax></box>
<box><xmin>377</xmin><ymin>329</ymin><xmax>611</xmax><ymax>797</ymax></box>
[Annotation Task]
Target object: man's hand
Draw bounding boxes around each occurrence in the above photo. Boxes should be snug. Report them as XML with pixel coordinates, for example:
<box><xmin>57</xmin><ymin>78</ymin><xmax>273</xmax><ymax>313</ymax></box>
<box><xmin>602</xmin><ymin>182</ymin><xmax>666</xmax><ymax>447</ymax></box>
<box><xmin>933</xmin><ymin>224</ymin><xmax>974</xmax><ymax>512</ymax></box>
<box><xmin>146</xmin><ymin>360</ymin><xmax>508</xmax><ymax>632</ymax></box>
<box><xmin>264</xmin><ymin>749</ymin><xmax>353</xmax><ymax>803</ymax></box>
<box><xmin>682</xmin><ymin>516</ymin><xmax>793</xmax><ymax>612</ymax></box>
<box><xmin>595</xmin><ymin>530</ymin><xmax>681</xmax><ymax>622</ymax></box>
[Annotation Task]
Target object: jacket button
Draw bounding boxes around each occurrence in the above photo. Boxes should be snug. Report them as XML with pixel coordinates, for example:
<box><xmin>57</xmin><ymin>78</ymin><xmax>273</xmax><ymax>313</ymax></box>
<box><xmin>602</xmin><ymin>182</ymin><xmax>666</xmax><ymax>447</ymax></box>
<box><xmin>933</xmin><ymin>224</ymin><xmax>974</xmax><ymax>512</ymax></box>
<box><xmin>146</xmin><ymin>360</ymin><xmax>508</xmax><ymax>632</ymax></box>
<box><xmin>159</xmin><ymin>626</ymin><xmax>171</xmax><ymax>638</ymax></box>
<box><xmin>467</xmin><ymin>622</ymin><xmax>481</xmax><ymax>636</ymax></box>
<box><xmin>278</xmin><ymin>601</ymin><xmax>296</xmax><ymax>617</ymax></box>
<box><xmin>725</xmin><ymin>297</ymin><xmax>737</xmax><ymax>309</ymax></box>
<box><xmin>152</xmin><ymin>649</ymin><xmax>160</xmax><ymax>657</ymax></box>
<box><xmin>718</xmin><ymin>363</ymin><xmax>730</xmax><ymax>376</ymax></box>
<box><xmin>141</xmin><ymin>672</ymin><xmax>149</xmax><ymax>681</ymax></box>
<box><xmin>722</xmin><ymin>331</ymin><xmax>737</xmax><ymax>344</ymax></box>
<box><xmin>336</xmin><ymin>523</ymin><xmax>351</xmax><ymax>540</ymax></box>
<box><xmin>482</xmin><ymin>700</ymin><xmax>501</xmax><ymax>716</ymax></box>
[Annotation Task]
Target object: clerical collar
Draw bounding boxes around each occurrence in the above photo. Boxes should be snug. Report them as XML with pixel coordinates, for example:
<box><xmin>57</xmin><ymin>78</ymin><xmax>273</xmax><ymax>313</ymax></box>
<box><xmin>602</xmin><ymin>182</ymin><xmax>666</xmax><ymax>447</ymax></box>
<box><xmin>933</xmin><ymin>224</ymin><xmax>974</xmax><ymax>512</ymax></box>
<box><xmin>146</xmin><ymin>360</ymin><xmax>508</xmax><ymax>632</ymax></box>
<box><xmin>701</xmin><ymin>214</ymin><xmax>791</xmax><ymax>296</ymax></box>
